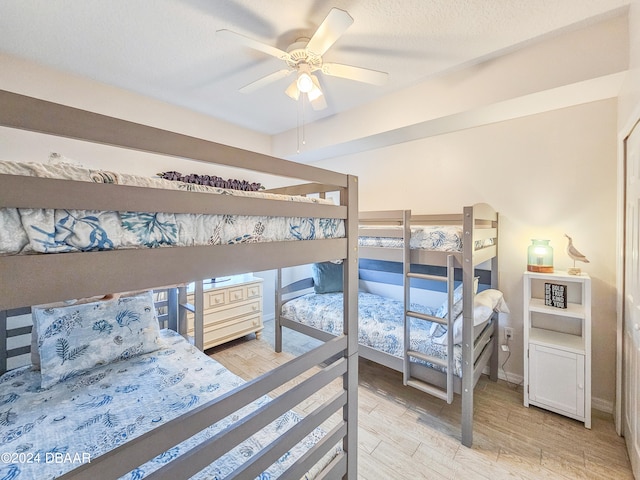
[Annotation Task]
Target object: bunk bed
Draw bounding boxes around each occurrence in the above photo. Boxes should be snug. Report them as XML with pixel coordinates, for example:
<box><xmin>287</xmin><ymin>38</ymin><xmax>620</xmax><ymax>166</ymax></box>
<box><xmin>0</xmin><ymin>90</ymin><xmax>359</xmax><ymax>479</ymax></box>
<box><xmin>276</xmin><ymin>207</ymin><xmax>501</xmax><ymax>447</ymax></box>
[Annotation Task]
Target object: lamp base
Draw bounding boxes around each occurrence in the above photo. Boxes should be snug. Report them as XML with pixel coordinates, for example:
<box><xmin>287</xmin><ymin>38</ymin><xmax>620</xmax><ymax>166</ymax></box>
<box><xmin>567</xmin><ymin>267</ymin><xmax>582</xmax><ymax>275</ymax></box>
<box><xmin>527</xmin><ymin>265</ymin><xmax>554</xmax><ymax>273</ymax></box>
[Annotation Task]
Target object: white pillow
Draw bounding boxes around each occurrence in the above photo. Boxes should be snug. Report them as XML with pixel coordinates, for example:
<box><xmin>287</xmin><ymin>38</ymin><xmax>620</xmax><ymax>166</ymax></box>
<box><xmin>431</xmin><ymin>289</ymin><xmax>509</xmax><ymax>345</ymax></box>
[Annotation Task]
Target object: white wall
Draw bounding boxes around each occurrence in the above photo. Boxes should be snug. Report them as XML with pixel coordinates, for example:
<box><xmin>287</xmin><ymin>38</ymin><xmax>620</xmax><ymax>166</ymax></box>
<box><xmin>312</xmin><ymin>99</ymin><xmax>619</xmax><ymax>409</ymax></box>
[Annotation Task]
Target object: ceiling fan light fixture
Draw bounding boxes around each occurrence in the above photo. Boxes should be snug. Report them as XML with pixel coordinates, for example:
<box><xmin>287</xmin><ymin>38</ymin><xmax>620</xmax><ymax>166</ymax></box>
<box><xmin>296</xmin><ymin>71</ymin><xmax>314</xmax><ymax>93</ymax></box>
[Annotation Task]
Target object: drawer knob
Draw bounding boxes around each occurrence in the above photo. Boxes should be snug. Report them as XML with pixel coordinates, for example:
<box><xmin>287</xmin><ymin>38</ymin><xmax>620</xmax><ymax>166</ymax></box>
<box><xmin>634</xmin><ymin>323</ymin><xmax>640</xmax><ymax>331</ymax></box>
<box><xmin>215</xmin><ymin>298</ymin><xmax>221</xmax><ymax>303</ymax></box>
<box><xmin>578</xmin><ymin>384</ymin><xmax>583</xmax><ymax>390</ymax></box>
<box><xmin>234</xmin><ymin>293</ymin><xmax>240</xmax><ymax>299</ymax></box>
<box><xmin>252</xmin><ymin>305</ymin><xmax>258</xmax><ymax>311</ymax></box>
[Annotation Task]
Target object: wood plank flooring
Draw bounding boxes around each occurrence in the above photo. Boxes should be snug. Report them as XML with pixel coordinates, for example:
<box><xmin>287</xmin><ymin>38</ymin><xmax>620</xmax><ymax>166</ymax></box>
<box><xmin>207</xmin><ymin>320</ymin><xmax>634</xmax><ymax>479</ymax></box>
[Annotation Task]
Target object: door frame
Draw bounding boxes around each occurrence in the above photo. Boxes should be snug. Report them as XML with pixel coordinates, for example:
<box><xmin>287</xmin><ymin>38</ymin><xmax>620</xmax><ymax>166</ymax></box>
<box><xmin>617</xmin><ymin>107</ymin><xmax>640</xmax><ymax>434</ymax></box>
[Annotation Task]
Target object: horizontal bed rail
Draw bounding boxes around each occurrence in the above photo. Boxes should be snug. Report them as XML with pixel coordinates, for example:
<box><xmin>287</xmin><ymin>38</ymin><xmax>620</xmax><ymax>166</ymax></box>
<box><xmin>264</xmin><ymin>182</ymin><xmax>344</xmax><ymax>197</ymax></box>
<box><xmin>58</xmin><ymin>336</ymin><xmax>349</xmax><ymax>480</ymax></box>
<box><xmin>0</xmin><ymin>90</ymin><xmax>349</xmax><ymax>187</ymax></box>
<box><xmin>148</xmin><ymin>358</ymin><xmax>348</xmax><ymax>480</ymax></box>
<box><xmin>0</xmin><ymin>174</ymin><xmax>347</xmax><ymax>220</ymax></box>
<box><xmin>0</xmin><ymin>239</ymin><xmax>348</xmax><ymax>310</ymax></box>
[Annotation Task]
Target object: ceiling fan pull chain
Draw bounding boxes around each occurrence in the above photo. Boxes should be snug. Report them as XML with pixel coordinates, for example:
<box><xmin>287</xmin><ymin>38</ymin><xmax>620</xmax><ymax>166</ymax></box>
<box><xmin>302</xmin><ymin>96</ymin><xmax>306</xmax><ymax>146</ymax></box>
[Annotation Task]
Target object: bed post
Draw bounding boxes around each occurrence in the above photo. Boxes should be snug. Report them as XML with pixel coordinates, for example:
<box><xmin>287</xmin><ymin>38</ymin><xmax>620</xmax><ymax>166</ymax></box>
<box><xmin>275</xmin><ymin>268</ymin><xmax>283</xmax><ymax>353</ymax></box>
<box><xmin>461</xmin><ymin>205</ymin><xmax>475</xmax><ymax>447</ymax></box>
<box><xmin>489</xmin><ymin>213</ymin><xmax>500</xmax><ymax>381</ymax></box>
<box><xmin>402</xmin><ymin>209</ymin><xmax>411</xmax><ymax>386</ymax></box>
<box><xmin>194</xmin><ymin>280</ymin><xmax>204</xmax><ymax>351</ymax></box>
<box><xmin>343</xmin><ymin>175</ymin><xmax>359</xmax><ymax>479</ymax></box>
<box><xmin>166</xmin><ymin>287</ymin><xmax>178</xmax><ymax>332</ymax></box>
<box><xmin>0</xmin><ymin>310</ymin><xmax>6</xmax><ymax>375</ymax></box>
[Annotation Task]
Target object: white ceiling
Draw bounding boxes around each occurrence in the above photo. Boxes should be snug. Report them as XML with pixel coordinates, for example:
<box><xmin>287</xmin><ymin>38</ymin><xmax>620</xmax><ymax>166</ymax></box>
<box><xmin>0</xmin><ymin>0</ymin><xmax>631</xmax><ymax>136</ymax></box>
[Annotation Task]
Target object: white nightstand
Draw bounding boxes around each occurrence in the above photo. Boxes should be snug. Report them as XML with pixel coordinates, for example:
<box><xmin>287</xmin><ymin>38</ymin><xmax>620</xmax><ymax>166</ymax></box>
<box><xmin>523</xmin><ymin>270</ymin><xmax>591</xmax><ymax>427</ymax></box>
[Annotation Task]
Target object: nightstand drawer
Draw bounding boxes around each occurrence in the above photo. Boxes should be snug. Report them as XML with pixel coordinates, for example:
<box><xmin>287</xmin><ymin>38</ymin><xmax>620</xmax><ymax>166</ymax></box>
<box><xmin>205</xmin><ymin>291</ymin><xmax>226</xmax><ymax>308</ymax></box>
<box><xmin>204</xmin><ymin>300</ymin><xmax>261</xmax><ymax>326</ymax></box>
<box><xmin>203</xmin><ymin>315</ymin><xmax>263</xmax><ymax>349</ymax></box>
<box><xmin>247</xmin><ymin>284</ymin><xmax>261</xmax><ymax>299</ymax></box>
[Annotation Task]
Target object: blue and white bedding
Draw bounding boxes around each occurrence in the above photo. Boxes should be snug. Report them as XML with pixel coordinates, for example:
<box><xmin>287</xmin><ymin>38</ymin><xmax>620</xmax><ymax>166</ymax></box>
<box><xmin>0</xmin><ymin>161</ymin><xmax>345</xmax><ymax>255</ymax></box>
<box><xmin>281</xmin><ymin>292</ymin><xmax>465</xmax><ymax>376</ymax></box>
<box><xmin>0</xmin><ymin>330</ymin><xmax>337</xmax><ymax>479</ymax></box>
<box><xmin>358</xmin><ymin>225</ymin><xmax>493</xmax><ymax>251</ymax></box>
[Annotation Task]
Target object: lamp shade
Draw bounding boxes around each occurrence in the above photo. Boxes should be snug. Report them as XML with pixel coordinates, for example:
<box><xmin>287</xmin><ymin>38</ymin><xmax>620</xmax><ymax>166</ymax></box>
<box><xmin>527</xmin><ymin>239</ymin><xmax>554</xmax><ymax>273</ymax></box>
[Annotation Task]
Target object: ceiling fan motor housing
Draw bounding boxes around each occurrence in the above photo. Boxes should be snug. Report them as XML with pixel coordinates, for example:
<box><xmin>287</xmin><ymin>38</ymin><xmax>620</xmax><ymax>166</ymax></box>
<box><xmin>286</xmin><ymin>39</ymin><xmax>322</xmax><ymax>71</ymax></box>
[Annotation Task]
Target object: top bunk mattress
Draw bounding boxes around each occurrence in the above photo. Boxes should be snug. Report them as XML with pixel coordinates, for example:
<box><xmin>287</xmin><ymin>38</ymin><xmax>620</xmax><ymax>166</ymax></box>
<box><xmin>359</xmin><ymin>225</ymin><xmax>463</xmax><ymax>251</ymax></box>
<box><xmin>358</xmin><ymin>225</ymin><xmax>494</xmax><ymax>252</ymax></box>
<box><xmin>0</xmin><ymin>161</ymin><xmax>345</xmax><ymax>256</ymax></box>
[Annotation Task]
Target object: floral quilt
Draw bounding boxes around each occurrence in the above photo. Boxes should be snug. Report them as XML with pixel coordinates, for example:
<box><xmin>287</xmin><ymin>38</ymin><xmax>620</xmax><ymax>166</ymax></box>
<box><xmin>358</xmin><ymin>225</ymin><xmax>493</xmax><ymax>251</ymax></box>
<box><xmin>281</xmin><ymin>292</ymin><xmax>464</xmax><ymax>376</ymax></box>
<box><xmin>0</xmin><ymin>161</ymin><xmax>345</xmax><ymax>255</ymax></box>
<box><xmin>0</xmin><ymin>330</ymin><xmax>336</xmax><ymax>479</ymax></box>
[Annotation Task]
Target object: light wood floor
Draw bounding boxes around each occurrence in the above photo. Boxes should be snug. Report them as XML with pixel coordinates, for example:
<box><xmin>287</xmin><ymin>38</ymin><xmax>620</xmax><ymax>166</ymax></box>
<box><xmin>208</xmin><ymin>320</ymin><xmax>634</xmax><ymax>480</ymax></box>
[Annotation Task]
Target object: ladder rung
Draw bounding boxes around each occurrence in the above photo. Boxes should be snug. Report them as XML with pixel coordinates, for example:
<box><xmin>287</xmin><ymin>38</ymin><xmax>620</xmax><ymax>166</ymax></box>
<box><xmin>406</xmin><ymin>272</ymin><xmax>447</xmax><ymax>282</ymax></box>
<box><xmin>406</xmin><ymin>378</ymin><xmax>449</xmax><ymax>401</ymax></box>
<box><xmin>407</xmin><ymin>350</ymin><xmax>447</xmax><ymax>368</ymax></box>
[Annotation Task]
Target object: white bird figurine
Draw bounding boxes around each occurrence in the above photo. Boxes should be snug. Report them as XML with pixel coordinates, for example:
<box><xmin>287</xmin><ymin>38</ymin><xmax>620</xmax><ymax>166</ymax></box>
<box><xmin>564</xmin><ymin>234</ymin><xmax>589</xmax><ymax>274</ymax></box>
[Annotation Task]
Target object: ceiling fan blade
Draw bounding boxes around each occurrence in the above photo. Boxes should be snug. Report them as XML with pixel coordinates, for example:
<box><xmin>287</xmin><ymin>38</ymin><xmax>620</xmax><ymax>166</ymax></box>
<box><xmin>217</xmin><ymin>29</ymin><xmax>290</xmax><ymax>61</ymax></box>
<box><xmin>239</xmin><ymin>69</ymin><xmax>293</xmax><ymax>94</ymax></box>
<box><xmin>310</xmin><ymin>94</ymin><xmax>327</xmax><ymax>111</ymax></box>
<box><xmin>284</xmin><ymin>79</ymin><xmax>300</xmax><ymax>100</ymax></box>
<box><xmin>305</xmin><ymin>8</ymin><xmax>354</xmax><ymax>56</ymax></box>
<box><xmin>321</xmin><ymin>63</ymin><xmax>388</xmax><ymax>86</ymax></box>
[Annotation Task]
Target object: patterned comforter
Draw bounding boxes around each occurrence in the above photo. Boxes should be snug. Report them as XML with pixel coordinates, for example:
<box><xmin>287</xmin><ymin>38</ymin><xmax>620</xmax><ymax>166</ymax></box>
<box><xmin>0</xmin><ymin>330</ymin><xmax>336</xmax><ymax>479</ymax></box>
<box><xmin>358</xmin><ymin>225</ymin><xmax>492</xmax><ymax>251</ymax></box>
<box><xmin>0</xmin><ymin>161</ymin><xmax>345</xmax><ymax>255</ymax></box>
<box><xmin>281</xmin><ymin>292</ymin><xmax>464</xmax><ymax>376</ymax></box>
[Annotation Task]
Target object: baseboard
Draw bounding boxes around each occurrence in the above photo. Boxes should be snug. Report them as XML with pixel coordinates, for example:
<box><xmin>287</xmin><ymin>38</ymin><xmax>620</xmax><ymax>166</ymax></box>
<box><xmin>592</xmin><ymin>397</ymin><xmax>614</xmax><ymax>414</ymax></box>
<box><xmin>497</xmin><ymin>369</ymin><xmax>524</xmax><ymax>386</ymax></box>
<box><xmin>489</xmin><ymin>368</ymin><xmax>614</xmax><ymax>414</ymax></box>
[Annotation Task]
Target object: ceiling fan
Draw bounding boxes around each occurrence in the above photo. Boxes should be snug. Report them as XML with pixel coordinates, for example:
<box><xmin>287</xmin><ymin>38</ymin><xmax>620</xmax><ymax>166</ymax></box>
<box><xmin>217</xmin><ymin>8</ymin><xmax>388</xmax><ymax>111</ymax></box>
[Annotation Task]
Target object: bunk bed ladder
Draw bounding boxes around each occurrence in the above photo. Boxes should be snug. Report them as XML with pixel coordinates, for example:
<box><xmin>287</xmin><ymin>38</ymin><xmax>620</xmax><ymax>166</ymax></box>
<box><xmin>402</xmin><ymin>221</ymin><xmax>456</xmax><ymax>404</ymax></box>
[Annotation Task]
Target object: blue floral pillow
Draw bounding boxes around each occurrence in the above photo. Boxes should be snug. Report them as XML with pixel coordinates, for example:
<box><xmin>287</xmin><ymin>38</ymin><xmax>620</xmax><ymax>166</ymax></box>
<box><xmin>33</xmin><ymin>291</ymin><xmax>161</xmax><ymax>389</ymax></box>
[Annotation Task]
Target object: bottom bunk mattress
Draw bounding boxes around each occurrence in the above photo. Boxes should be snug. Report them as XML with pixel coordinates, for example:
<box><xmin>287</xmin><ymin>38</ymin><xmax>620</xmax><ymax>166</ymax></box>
<box><xmin>281</xmin><ymin>292</ymin><xmax>470</xmax><ymax>376</ymax></box>
<box><xmin>0</xmin><ymin>329</ymin><xmax>337</xmax><ymax>480</ymax></box>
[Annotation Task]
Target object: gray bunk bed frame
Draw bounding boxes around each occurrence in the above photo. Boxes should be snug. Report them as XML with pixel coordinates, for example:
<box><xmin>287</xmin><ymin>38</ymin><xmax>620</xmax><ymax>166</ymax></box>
<box><xmin>0</xmin><ymin>90</ymin><xmax>359</xmax><ymax>479</ymax></box>
<box><xmin>276</xmin><ymin>205</ymin><xmax>499</xmax><ymax>447</ymax></box>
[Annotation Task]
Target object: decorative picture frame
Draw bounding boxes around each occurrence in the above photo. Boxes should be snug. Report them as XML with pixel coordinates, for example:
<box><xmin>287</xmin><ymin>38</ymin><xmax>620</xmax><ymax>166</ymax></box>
<box><xmin>544</xmin><ymin>282</ymin><xmax>567</xmax><ymax>309</ymax></box>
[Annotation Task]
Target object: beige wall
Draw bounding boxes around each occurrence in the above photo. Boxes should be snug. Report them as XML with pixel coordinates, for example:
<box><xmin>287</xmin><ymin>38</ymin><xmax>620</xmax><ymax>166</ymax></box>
<box><xmin>0</xmin><ymin>53</ymin><xmax>274</xmax><ymax>184</ymax></box>
<box><xmin>312</xmin><ymin>99</ymin><xmax>619</xmax><ymax>409</ymax></box>
<box><xmin>618</xmin><ymin>0</ymin><xmax>640</xmax><ymax>128</ymax></box>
